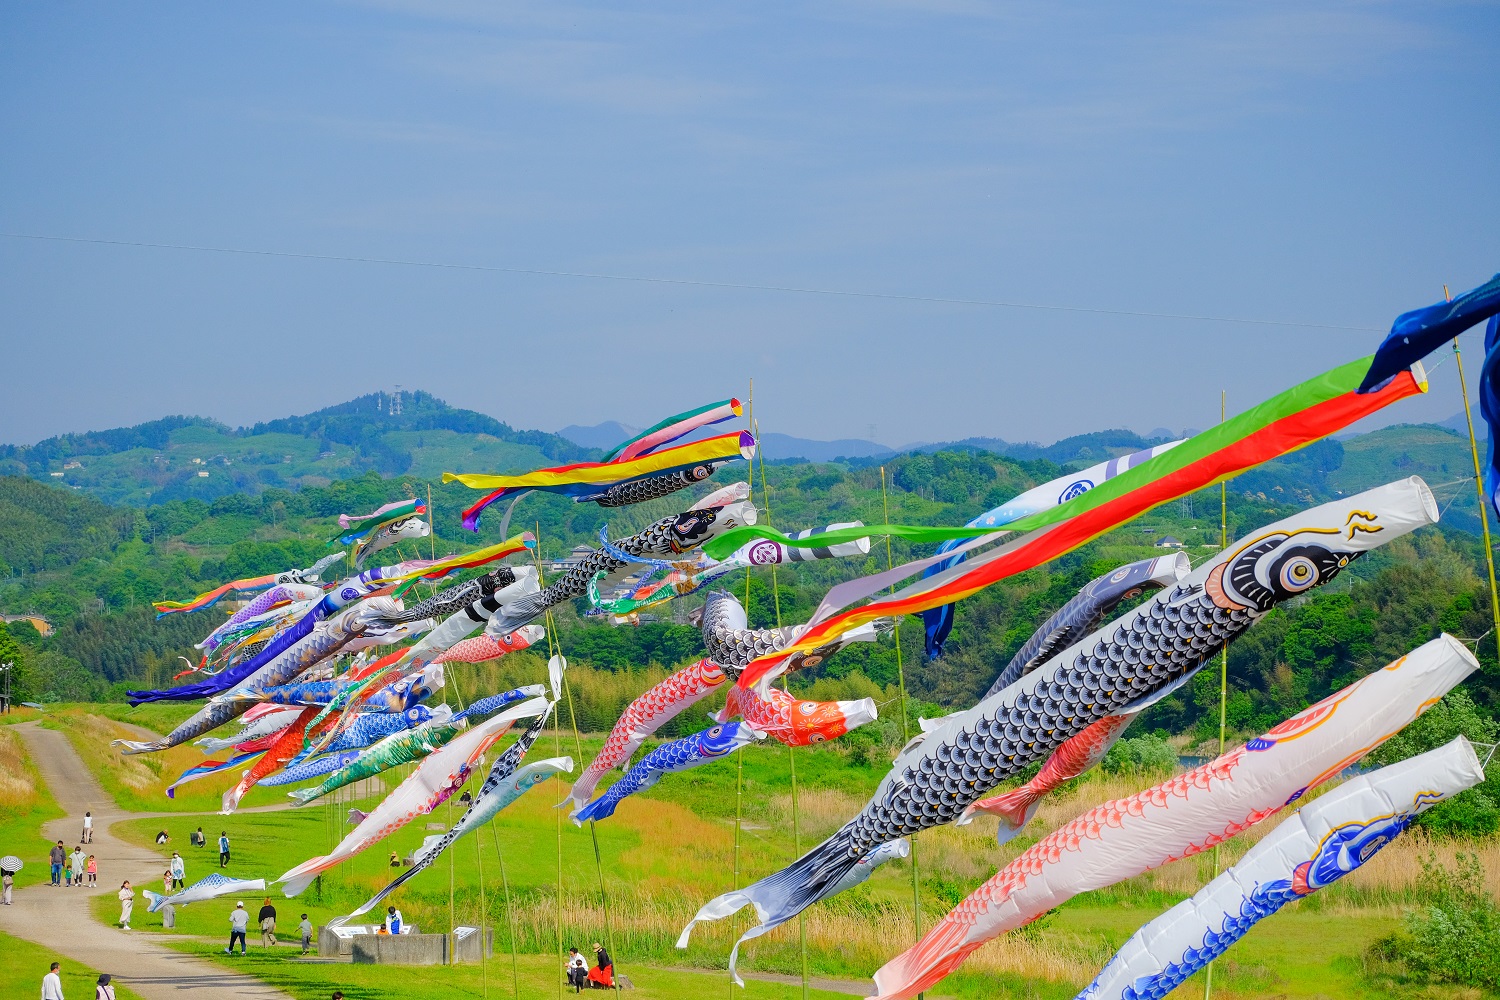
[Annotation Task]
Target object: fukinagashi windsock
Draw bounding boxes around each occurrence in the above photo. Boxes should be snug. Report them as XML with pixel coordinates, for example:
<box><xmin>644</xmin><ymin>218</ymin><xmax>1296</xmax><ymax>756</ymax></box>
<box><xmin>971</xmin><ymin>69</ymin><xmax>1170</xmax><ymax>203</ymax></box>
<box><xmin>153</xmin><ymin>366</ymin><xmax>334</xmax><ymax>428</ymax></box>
<box><xmin>709</xmin><ymin>358</ymin><xmax>1427</xmax><ymax>694</ymax></box>
<box><xmin>681</xmin><ymin>477</ymin><xmax>1441</xmax><ymax>969</ymax></box>
<box><xmin>920</xmin><ymin>445</ymin><xmax>1184</xmax><ymax>658</ymax></box>
<box><xmin>277</xmin><ymin>695</ymin><xmax>551</xmax><ymax>896</ymax></box>
<box><xmin>574</xmin><ymin>722</ymin><xmax>765</xmax><ymax>825</ymax></box>
<box><xmin>152</xmin><ymin>552</ymin><xmax>344</xmax><ymax>617</ymax></box>
<box><xmin>566</xmin><ymin>658</ymin><xmax>728</xmax><ymax>817</ymax></box>
<box><xmin>869</xmin><ymin>632</ymin><xmax>1474</xmax><ymax>1000</ymax></box>
<box><xmin>1358</xmin><ymin>272</ymin><xmax>1500</xmax><ymax>392</ymax></box>
<box><xmin>1075</xmin><ymin>736</ymin><xmax>1485</xmax><ymax>1000</ymax></box>
<box><xmin>441</xmin><ymin>407</ymin><xmax>750</xmax><ymax>530</ymax></box>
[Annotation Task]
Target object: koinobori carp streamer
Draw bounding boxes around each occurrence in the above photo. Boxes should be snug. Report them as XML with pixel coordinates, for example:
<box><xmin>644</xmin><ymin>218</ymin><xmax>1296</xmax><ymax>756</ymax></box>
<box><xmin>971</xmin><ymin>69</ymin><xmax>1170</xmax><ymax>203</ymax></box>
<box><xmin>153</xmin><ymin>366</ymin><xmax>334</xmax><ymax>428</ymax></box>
<box><xmin>869</xmin><ymin>632</ymin><xmax>1475</xmax><ymax>1000</ymax></box>
<box><xmin>680</xmin><ymin>477</ymin><xmax>1441</xmax><ymax>971</ymax></box>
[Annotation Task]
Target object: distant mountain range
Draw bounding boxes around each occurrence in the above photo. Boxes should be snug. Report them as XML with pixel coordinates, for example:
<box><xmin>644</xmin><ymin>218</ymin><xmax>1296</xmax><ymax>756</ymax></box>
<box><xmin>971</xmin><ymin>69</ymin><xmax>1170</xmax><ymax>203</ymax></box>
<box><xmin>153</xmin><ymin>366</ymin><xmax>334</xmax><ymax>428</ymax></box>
<box><xmin>0</xmin><ymin>391</ymin><xmax>1485</xmax><ymax>516</ymax></box>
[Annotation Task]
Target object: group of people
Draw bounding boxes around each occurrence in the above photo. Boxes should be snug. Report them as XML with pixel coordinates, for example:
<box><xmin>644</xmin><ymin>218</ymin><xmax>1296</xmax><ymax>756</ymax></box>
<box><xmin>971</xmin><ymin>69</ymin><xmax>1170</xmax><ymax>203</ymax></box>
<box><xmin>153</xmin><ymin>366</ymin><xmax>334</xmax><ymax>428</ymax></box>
<box><xmin>224</xmin><ymin>898</ymin><xmax>312</xmax><ymax>955</ymax></box>
<box><xmin>48</xmin><ymin>842</ymin><xmax>97</xmax><ymax>888</ymax></box>
<box><xmin>564</xmin><ymin>943</ymin><xmax>614</xmax><ymax>991</ymax></box>
<box><xmin>40</xmin><ymin>960</ymin><xmax>114</xmax><ymax>1000</ymax></box>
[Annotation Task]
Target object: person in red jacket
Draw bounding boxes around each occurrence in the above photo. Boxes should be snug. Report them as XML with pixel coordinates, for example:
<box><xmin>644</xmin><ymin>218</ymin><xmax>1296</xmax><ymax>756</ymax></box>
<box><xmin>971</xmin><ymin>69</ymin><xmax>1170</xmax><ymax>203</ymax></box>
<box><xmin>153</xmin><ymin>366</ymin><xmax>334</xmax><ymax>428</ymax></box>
<box><xmin>586</xmin><ymin>942</ymin><xmax>613</xmax><ymax>988</ymax></box>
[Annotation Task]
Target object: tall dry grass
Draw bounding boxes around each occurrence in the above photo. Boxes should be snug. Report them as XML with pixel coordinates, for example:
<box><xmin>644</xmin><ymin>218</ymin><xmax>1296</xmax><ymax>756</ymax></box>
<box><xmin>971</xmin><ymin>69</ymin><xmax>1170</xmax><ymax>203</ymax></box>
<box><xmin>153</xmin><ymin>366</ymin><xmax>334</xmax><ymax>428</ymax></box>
<box><xmin>0</xmin><ymin>727</ymin><xmax>41</xmax><ymax>813</ymax></box>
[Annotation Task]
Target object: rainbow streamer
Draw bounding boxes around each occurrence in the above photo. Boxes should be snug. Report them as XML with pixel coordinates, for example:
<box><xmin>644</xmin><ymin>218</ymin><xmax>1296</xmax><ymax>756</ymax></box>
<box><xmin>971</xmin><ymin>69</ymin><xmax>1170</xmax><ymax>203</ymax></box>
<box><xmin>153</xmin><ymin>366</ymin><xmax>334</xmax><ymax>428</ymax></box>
<box><xmin>605</xmin><ymin>398</ymin><xmax>742</xmax><ymax>462</ymax></box>
<box><xmin>447</xmin><ymin>431</ymin><xmax>754</xmax><ymax>531</ymax></box>
<box><xmin>153</xmin><ymin>575</ymin><xmax>278</xmax><ymax>616</ymax></box>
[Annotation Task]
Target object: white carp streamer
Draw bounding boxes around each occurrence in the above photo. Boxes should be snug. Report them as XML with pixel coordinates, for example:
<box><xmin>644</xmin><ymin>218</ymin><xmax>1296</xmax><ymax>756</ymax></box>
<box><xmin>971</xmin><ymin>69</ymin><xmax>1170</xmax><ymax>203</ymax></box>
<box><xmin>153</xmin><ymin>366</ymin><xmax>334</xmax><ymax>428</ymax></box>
<box><xmin>1076</xmin><ymin>736</ymin><xmax>1484</xmax><ymax>1000</ymax></box>
<box><xmin>868</xmin><ymin>633</ymin><xmax>1476</xmax><ymax>1000</ymax></box>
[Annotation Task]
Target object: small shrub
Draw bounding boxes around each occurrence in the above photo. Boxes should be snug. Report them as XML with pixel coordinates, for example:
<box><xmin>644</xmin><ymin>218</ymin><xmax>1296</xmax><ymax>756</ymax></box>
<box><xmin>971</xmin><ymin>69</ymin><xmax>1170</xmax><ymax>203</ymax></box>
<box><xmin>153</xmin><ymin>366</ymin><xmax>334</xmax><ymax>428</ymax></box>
<box><xmin>1371</xmin><ymin>851</ymin><xmax>1500</xmax><ymax>989</ymax></box>
<box><xmin>1101</xmin><ymin>733</ymin><xmax>1177</xmax><ymax>777</ymax></box>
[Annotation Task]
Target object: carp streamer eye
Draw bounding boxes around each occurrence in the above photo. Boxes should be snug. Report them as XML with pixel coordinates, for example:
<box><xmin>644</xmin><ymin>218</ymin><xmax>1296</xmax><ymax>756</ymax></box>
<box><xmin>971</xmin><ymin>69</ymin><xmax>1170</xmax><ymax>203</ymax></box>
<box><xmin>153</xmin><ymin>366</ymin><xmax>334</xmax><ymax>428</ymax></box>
<box><xmin>1278</xmin><ymin>556</ymin><xmax>1318</xmax><ymax>593</ymax></box>
<box><xmin>799</xmin><ymin>702</ymin><xmax>817</xmax><ymax>715</ymax></box>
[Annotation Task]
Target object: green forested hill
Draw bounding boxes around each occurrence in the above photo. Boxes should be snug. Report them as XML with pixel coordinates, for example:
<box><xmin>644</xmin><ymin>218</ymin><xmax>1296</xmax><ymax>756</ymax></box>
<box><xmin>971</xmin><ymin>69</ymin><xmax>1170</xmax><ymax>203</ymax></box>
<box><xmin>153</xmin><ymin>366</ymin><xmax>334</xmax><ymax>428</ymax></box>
<box><xmin>3</xmin><ymin>420</ymin><xmax>1497</xmax><ymax>743</ymax></box>
<box><xmin>0</xmin><ymin>391</ymin><xmax>589</xmax><ymax>506</ymax></box>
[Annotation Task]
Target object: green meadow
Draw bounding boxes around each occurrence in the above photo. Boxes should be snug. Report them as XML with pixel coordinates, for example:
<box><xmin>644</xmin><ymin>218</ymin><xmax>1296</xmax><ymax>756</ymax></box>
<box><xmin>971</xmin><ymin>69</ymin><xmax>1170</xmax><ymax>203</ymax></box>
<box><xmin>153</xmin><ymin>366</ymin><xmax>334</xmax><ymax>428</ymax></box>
<box><xmin>21</xmin><ymin>705</ymin><xmax>1487</xmax><ymax>1000</ymax></box>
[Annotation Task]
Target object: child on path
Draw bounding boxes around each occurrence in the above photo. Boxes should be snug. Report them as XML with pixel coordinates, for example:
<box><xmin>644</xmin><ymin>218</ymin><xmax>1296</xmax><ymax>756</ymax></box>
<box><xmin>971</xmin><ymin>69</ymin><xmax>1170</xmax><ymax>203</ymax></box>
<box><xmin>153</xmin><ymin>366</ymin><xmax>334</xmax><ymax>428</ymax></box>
<box><xmin>298</xmin><ymin>913</ymin><xmax>314</xmax><ymax>955</ymax></box>
<box><xmin>86</xmin><ymin>855</ymin><xmax>97</xmax><ymax>886</ymax></box>
<box><xmin>118</xmin><ymin>880</ymin><xmax>134</xmax><ymax>930</ymax></box>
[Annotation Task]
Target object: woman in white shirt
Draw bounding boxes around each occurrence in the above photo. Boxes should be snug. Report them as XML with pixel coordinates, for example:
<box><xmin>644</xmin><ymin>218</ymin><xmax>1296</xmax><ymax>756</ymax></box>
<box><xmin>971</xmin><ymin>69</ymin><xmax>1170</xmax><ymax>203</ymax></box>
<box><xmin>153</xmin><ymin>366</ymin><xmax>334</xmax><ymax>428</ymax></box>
<box><xmin>117</xmin><ymin>880</ymin><xmax>134</xmax><ymax>930</ymax></box>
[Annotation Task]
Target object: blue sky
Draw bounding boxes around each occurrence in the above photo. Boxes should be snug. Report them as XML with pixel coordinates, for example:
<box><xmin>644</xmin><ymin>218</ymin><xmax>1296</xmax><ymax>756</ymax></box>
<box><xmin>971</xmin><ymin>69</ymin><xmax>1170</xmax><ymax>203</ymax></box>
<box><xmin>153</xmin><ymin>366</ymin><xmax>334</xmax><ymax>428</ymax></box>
<box><xmin>2</xmin><ymin>2</ymin><xmax>1497</xmax><ymax>447</ymax></box>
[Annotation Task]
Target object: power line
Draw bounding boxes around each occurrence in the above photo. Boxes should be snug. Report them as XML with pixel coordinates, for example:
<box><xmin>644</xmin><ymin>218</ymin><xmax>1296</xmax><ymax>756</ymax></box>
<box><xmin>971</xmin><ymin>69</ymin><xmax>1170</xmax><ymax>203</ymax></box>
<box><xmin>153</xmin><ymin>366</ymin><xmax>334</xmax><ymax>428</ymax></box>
<box><xmin>0</xmin><ymin>230</ymin><xmax>1384</xmax><ymax>333</ymax></box>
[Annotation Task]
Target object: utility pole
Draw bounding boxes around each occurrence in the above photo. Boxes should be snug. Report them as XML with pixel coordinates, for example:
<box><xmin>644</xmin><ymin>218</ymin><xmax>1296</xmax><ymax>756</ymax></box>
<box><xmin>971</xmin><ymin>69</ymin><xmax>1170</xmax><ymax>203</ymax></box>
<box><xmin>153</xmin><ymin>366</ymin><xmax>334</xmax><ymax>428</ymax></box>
<box><xmin>1</xmin><ymin>662</ymin><xmax>11</xmax><ymax>713</ymax></box>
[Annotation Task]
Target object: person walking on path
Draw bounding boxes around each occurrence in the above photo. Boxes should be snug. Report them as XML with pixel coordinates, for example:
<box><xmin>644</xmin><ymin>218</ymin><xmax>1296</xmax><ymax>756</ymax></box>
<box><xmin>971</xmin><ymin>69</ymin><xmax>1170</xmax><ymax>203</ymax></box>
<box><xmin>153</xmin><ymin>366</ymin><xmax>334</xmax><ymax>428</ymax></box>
<box><xmin>117</xmin><ymin>881</ymin><xmax>134</xmax><ymax>930</ymax></box>
<box><xmin>49</xmin><ymin>841</ymin><xmax>65</xmax><ymax>886</ymax></box>
<box><xmin>258</xmin><ymin>898</ymin><xmax>277</xmax><ymax>947</ymax></box>
<box><xmin>81</xmin><ymin>811</ymin><xmax>92</xmax><ymax>845</ymax></box>
<box><xmin>169</xmin><ymin>852</ymin><xmax>185</xmax><ymax>890</ymax></box>
<box><xmin>42</xmin><ymin>960</ymin><xmax>64</xmax><ymax>1000</ymax></box>
<box><xmin>297</xmin><ymin>913</ymin><xmax>313</xmax><ymax>955</ymax></box>
<box><xmin>69</xmin><ymin>847</ymin><xmax>85</xmax><ymax>888</ymax></box>
<box><xmin>225</xmin><ymin>901</ymin><xmax>249</xmax><ymax>955</ymax></box>
<box><xmin>86</xmin><ymin>855</ymin><xmax>96</xmax><ymax>886</ymax></box>
<box><xmin>3</xmin><ymin>867</ymin><xmax>12</xmax><ymax>905</ymax></box>
<box><xmin>218</xmin><ymin>832</ymin><xmax>230</xmax><ymax>868</ymax></box>
<box><xmin>94</xmin><ymin>973</ymin><xmax>115</xmax><ymax>1000</ymax></box>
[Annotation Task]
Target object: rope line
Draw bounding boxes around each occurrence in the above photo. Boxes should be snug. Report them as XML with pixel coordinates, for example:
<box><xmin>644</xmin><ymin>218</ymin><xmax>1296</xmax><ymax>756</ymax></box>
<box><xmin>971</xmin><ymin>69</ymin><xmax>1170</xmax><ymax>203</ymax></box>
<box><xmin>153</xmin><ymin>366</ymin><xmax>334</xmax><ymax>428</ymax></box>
<box><xmin>0</xmin><ymin>230</ymin><xmax>1384</xmax><ymax>331</ymax></box>
<box><xmin>880</xmin><ymin>466</ymin><xmax>924</xmax><ymax>1000</ymax></box>
<box><xmin>489</xmin><ymin>819</ymin><xmax>522</xmax><ymax>999</ymax></box>
<box><xmin>753</xmin><ymin>413</ymin><xmax>809</xmax><ymax>1000</ymax></box>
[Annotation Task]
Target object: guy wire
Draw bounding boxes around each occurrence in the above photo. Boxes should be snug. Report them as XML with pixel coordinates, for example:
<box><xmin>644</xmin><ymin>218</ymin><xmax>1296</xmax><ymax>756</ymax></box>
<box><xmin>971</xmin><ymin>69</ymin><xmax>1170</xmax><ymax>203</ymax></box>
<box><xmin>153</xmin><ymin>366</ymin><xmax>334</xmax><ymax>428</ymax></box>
<box><xmin>881</xmin><ymin>466</ymin><xmax>923</xmax><ymax>999</ymax></box>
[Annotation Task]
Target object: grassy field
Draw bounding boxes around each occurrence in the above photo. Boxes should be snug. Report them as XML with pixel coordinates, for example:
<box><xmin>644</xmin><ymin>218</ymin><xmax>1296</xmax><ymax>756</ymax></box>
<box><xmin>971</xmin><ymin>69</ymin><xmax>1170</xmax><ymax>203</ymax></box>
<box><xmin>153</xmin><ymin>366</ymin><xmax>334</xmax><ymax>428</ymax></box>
<box><xmin>0</xmin><ymin>928</ymin><xmax>150</xmax><ymax>1000</ymax></box>
<box><xmin>53</xmin><ymin>701</ymin><xmax>1491</xmax><ymax>999</ymax></box>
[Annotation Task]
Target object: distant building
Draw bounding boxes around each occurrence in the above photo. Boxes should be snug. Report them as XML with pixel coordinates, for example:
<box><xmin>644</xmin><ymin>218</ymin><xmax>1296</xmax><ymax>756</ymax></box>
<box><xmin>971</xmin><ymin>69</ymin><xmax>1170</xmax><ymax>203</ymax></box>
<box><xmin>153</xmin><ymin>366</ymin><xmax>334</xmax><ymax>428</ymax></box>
<box><xmin>63</xmin><ymin>460</ymin><xmax>82</xmax><ymax>470</ymax></box>
<box><xmin>49</xmin><ymin>471</ymin><xmax>63</xmax><ymax>477</ymax></box>
<box><xmin>197</xmin><ymin>471</ymin><xmax>210</xmax><ymax>478</ymax></box>
<box><xmin>550</xmin><ymin>544</ymin><xmax>596</xmax><ymax>571</ymax></box>
<box><xmin>1155</xmin><ymin>536</ymin><xmax>1184</xmax><ymax>549</ymax></box>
